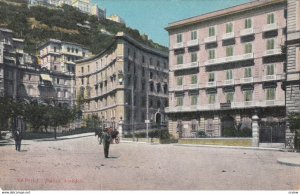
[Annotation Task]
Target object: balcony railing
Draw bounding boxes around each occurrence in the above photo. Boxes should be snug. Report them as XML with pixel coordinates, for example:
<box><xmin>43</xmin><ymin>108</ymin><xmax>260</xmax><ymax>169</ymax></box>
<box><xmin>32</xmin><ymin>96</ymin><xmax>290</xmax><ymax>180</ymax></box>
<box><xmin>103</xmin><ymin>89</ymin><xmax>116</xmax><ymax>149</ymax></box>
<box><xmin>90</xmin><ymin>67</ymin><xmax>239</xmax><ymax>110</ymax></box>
<box><xmin>174</xmin><ymin>85</ymin><xmax>184</xmax><ymax>91</ymax></box>
<box><xmin>240</xmin><ymin>28</ymin><xmax>255</xmax><ymax>36</ymax></box>
<box><xmin>263</xmin><ymin>74</ymin><xmax>277</xmax><ymax>81</ymax></box>
<box><xmin>222</xmin><ymin>32</ymin><xmax>235</xmax><ymax>40</ymax></box>
<box><xmin>173</xmin><ymin>42</ymin><xmax>184</xmax><ymax>49</ymax></box>
<box><xmin>240</xmin><ymin>77</ymin><xmax>253</xmax><ymax>84</ymax></box>
<box><xmin>224</xmin><ymin>79</ymin><xmax>235</xmax><ymax>85</ymax></box>
<box><xmin>206</xmin><ymin>81</ymin><xmax>216</xmax><ymax>87</ymax></box>
<box><xmin>185</xmin><ymin>84</ymin><xmax>198</xmax><ymax>90</ymax></box>
<box><xmin>205</xmin><ymin>53</ymin><xmax>254</xmax><ymax>66</ymax></box>
<box><xmin>264</xmin><ymin>48</ymin><xmax>281</xmax><ymax>56</ymax></box>
<box><xmin>165</xmin><ymin>100</ymin><xmax>285</xmax><ymax>113</ymax></box>
<box><xmin>204</xmin><ymin>36</ymin><xmax>217</xmax><ymax>43</ymax></box>
<box><xmin>187</xmin><ymin>39</ymin><xmax>199</xmax><ymax>47</ymax></box>
<box><xmin>172</xmin><ymin>61</ymin><xmax>199</xmax><ymax>71</ymax></box>
<box><xmin>263</xmin><ymin>23</ymin><xmax>278</xmax><ymax>32</ymax></box>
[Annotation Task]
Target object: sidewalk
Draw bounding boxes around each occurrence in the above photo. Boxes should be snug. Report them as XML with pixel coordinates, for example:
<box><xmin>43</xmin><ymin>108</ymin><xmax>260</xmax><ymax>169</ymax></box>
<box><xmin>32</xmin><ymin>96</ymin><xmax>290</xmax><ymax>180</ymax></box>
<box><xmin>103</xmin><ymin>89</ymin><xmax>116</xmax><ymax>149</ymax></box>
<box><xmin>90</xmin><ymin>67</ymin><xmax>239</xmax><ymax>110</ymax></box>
<box><xmin>33</xmin><ymin>132</ymin><xmax>95</xmax><ymax>141</ymax></box>
<box><xmin>277</xmin><ymin>157</ymin><xmax>300</xmax><ymax>166</ymax></box>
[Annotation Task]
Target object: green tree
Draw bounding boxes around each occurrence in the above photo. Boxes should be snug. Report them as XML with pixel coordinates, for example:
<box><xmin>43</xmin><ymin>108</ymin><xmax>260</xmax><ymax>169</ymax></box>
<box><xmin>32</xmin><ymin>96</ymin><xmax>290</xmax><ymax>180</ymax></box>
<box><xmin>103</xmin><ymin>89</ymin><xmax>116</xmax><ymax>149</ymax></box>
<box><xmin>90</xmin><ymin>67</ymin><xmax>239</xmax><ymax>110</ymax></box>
<box><xmin>288</xmin><ymin>112</ymin><xmax>300</xmax><ymax>150</ymax></box>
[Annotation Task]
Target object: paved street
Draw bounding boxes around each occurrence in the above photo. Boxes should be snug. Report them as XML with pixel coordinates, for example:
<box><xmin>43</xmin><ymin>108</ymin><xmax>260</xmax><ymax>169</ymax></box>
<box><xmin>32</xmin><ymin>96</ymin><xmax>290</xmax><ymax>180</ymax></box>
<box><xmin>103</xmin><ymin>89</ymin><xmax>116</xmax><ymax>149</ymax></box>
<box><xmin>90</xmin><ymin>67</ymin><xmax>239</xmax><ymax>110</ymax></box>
<box><xmin>0</xmin><ymin>134</ymin><xmax>300</xmax><ymax>190</ymax></box>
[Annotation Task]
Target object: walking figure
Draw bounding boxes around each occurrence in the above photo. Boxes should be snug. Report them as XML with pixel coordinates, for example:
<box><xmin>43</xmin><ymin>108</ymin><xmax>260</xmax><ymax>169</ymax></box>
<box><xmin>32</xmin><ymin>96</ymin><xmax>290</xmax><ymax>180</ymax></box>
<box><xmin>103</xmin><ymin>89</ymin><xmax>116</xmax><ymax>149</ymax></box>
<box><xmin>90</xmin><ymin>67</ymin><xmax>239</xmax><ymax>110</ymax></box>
<box><xmin>100</xmin><ymin>128</ymin><xmax>111</xmax><ymax>158</ymax></box>
<box><xmin>14</xmin><ymin>129</ymin><xmax>23</xmax><ymax>151</ymax></box>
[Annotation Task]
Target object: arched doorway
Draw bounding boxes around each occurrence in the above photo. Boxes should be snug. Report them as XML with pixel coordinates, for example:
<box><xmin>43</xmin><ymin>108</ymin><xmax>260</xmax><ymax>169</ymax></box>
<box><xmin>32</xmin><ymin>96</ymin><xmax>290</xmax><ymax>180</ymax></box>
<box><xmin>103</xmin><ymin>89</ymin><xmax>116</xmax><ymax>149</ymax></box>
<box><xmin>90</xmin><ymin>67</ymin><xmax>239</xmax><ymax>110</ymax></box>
<box><xmin>155</xmin><ymin>112</ymin><xmax>162</xmax><ymax>129</ymax></box>
<box><xmin>221</xmin><ymin>116</ymin><xmax>235</xmax><ymax>137</ymax></box>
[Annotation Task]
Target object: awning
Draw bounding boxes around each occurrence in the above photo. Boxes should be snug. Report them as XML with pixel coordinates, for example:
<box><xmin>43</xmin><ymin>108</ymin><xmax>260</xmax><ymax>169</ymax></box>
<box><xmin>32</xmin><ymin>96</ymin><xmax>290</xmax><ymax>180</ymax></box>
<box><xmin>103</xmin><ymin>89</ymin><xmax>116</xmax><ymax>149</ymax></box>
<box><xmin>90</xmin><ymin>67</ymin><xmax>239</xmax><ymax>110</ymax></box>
<box><xmin>40</xmin><ymin>74</ymin><xmax>52</xmax><ymax>82</ymax></box>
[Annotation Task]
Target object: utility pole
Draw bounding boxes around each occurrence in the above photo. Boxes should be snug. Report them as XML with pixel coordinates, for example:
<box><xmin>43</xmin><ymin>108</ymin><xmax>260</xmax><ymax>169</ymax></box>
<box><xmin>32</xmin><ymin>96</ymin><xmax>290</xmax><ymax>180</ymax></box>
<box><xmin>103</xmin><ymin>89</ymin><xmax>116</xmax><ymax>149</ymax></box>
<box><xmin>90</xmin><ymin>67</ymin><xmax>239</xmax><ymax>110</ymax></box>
<box><xmin>131</xmin><ymin>70</ymin><xmax>135</xmax><ymax>141</ymax></box>
<box><xmin>146</xmin><ymin>63</ymin><xmax>149</xmax><ymax>142</ymax></box>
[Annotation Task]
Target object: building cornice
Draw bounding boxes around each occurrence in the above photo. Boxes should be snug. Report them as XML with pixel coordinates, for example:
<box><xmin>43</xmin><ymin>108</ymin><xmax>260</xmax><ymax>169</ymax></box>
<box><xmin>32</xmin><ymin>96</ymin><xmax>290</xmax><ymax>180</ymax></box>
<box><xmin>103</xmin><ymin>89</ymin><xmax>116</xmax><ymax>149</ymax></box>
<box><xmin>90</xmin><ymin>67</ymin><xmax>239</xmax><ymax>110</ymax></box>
<box><xmin>115</xmin><ymin>32</ymin><xmax>168</xmax><ymax>58</ymax></box>
<box><xmin>165</xmin><ymin>0</ymin><xmax>286</xmax><ymax>31</ymax></box>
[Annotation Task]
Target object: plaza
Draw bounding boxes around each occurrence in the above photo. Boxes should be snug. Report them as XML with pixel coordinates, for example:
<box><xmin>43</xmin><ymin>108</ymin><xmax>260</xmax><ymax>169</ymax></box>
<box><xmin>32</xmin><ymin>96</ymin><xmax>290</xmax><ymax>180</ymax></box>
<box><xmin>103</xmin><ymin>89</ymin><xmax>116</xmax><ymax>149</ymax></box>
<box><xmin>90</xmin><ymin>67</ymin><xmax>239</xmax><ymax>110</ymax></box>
<box><xmin>0</xmin><ymin>134</ymin><xmax>299</xmax><ymax>190</ymax></box>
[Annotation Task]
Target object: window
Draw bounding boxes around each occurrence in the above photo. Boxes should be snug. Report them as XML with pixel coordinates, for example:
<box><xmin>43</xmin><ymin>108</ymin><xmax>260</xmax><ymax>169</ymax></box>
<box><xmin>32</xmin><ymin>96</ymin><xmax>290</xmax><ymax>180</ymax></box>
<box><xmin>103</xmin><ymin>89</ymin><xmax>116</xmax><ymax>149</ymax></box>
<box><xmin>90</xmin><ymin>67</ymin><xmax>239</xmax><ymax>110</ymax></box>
<box><xmin>176</xmin><ymin>97</ymin><xmax>183</xmax><ymax>106</ymax></box>
<box><xmin>191</xmin><ymin>95</ymin><xmax>198</xmax><ymax>105</ymax></box>
<box><xmin>245</xmin><ymin>43</ymin><xmax>252</xmax><ymax>53</ymax></box>
<box><xmin>67</xmin><ymin>47</ymin><xmax>70</xmax><ymax>52</ymax></box>
<box><xmin>245</xmin><ymin>18</ymin><xmax>252</xmax><ymax>29</ymax></box>
<box><xmin>226</xmin><ymin>23</ymin><xmax>233</xmax><ymax>33</ymax></box>
<box><xmin>209</xmin><ymin>26</ymin><xmax>215</xmax><ymax>36</ymax></box>
<box><xmin>191</xmin><ymin>52</ymin><xmax>197</xmax><ymax>62</ymax></box>
<box><xmin>266</xmin><ymin>88</ymin><xmax>276</xmax><ymax>100</ymax></box>
<box><xmin>266</xmin><ymin>64</ymin><xmax>275</xmax><ymax>75</ymax></box>
<box><xmin>191</xmin><ymin>31</ymin><xmax>197</xmax><ymax>40</ymax></box>
<box><xmin>177</xmin><ymin>77</ymin><xmax>183</xmax><ymax>85</ymax></box>
<box><xmin>76</xmin><ymin>49</ymin><xmax>78</xmax><ymax>53</ymax></box>
<box><xmin>88</xmin><ymin>65</ymin><xmax>90</xmax><ymax>72</ymax></box>
<box><xmin>226</xmin><ymin>70</ymin><xmax>233</xmax><ymax>80</ymax></box>
<box><xmin>244</xmin><ymin>67</ymin><xmax>252</xmax><ymax>78</ymax></box>
<box><xmin>54</xmin><ymin>47</ymin><xmax>56</xmax><ymax>52</ymax></box>
<box><xmin>177</xmin><ymin>34</ymin><xmax>183</xmax><ymax>43</ymax></box>
<box><xmin>208</xmin><ymin>73</ymin><xmax>215</xmax><ymax>82</ymax></box>
<box><xmin>208</xmin><ymin>49</ymin><xmax>215</xmax><ymax>60</ymax></box>
<box><xmin>244</xmin><ymin>90</ymin><xmax>253</xmax><ymax>101</ymax></box>
<box><xmin>177</xmin><ymin>55</ymin><xmax>183</xmax><ymax>64</ymax></box>
<box><xmin>267</xmin><ymin>13</ymin><xmax>275</xmax><ymax>24</ymax></box>
<box><xmin>191</xmin><ymin>75</ymin><xmax>197</xmax><ymax>84</ymax></box>
<box><xmin>226</xmin><ymin>46</ymin><xmax>234</xmax><ymax>57</ymax></box>
<box><xmin>267</xmin><ymin>39</ymin><xmax>275</xmax><ymax>50</ymax></box>
<box><xmin>142</xmin><ymin>55</ymin><xmax>145</xmax><ymax>63</ymax></box>
<box><xmin>208</xmin><ymin>94</ymin><xmax>216</xmax><ymax>104</ymax></box>
<box><xmin>81</xmin><ymin>67</ymin><xmax>84</xmax><ymax>73</ymax></box>
<box><xmin>226</xmin><ymin>92</ymin><xmax>234</xmax><ymax>103</ymax></box>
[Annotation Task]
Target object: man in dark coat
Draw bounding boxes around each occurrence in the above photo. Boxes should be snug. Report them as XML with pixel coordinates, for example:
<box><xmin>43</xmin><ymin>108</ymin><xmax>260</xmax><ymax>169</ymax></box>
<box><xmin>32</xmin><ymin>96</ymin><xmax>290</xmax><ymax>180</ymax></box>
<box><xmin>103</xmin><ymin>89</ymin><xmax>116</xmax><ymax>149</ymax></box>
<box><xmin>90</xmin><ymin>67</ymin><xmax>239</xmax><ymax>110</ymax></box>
<box><xmin>14</xmin><ymin>129</ymin><xmax>23</xmax><ymax>151</ymax></box>
<box><xmin>100</xmin><ymin>128</ymin><xmax>111</xmax><ymax>158</ymax></box>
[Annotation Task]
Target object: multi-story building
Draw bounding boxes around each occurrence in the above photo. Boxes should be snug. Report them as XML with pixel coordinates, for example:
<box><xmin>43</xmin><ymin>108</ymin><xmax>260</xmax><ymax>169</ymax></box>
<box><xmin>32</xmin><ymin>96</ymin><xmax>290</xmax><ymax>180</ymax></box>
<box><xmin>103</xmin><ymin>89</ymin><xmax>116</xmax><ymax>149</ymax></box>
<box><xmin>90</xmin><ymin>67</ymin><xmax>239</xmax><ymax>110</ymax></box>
<box><xmin>166</xmin><ymin>0</ymin><xmax>287</xmax><ymax>145</ymax></box>
<box><xmin>39</xmin><ymin>39</ymin><xmax>91</xmax><ymax>74</ymax></box>
<box><xmin>0</xmin><ymin>29</ymin><xmax>74</xmax><ymax>108</ymax></box>
<box><xmin>76</xmin><ymin>32</ymin><xmax>168</xmax><ymax>132</ymax></box>
<box><xmin>29</xmin><ymin>0</ymin><xmax>106</xmax><ymax>18</ymax></box>
<box><xmin>285</xmin><ymin>0</ymin><xmax>300</xmax><ymax>149</ymax></box>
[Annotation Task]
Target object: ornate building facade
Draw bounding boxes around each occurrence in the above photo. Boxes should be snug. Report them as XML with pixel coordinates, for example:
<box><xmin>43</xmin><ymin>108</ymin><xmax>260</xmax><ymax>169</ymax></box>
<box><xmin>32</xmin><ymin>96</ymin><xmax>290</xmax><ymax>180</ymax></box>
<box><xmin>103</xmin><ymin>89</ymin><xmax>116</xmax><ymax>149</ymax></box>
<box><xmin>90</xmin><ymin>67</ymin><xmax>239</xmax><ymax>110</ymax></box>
<box><xmin>76</xmin><ymin>32</ymin><xmax>168</xmax><ymax>132</ymax></box>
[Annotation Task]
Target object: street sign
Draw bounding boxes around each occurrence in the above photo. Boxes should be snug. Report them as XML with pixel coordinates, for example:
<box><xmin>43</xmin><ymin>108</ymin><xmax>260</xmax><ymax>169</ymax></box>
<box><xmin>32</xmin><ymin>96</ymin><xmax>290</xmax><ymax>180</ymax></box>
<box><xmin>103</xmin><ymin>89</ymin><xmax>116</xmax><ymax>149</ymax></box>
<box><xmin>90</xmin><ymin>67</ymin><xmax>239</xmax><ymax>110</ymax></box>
<box><xmin>145</xmin><ymin>120</ymin><xmax>150</xmax><ymax>124</ymax></box>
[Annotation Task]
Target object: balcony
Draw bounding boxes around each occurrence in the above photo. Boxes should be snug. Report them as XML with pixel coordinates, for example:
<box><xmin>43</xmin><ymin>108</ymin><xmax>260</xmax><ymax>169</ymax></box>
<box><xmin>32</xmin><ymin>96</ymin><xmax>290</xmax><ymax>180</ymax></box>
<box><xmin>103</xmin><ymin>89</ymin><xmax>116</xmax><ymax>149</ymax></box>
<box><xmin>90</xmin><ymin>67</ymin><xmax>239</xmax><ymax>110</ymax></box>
<box><xmin>263</xmin><ymin>23</ymin><xmax>278</xmax><ymax>32</ymax></box>
<box><xmin>173</xmin><ymin>42</ymin><xmax>184</xmax><ymax>49</ymax></box>
<box><xmin>223</xmin><ymin>79</ymin><xmax>235</xmax><ymax>85</ymax></box>
<box><xmin>263</xmin><ymin>74</ymin><xmax>277</xmax><ymax>81</ymax></box>
<box><xmin>174</xmin><ymin>85</ymin><xmax>184</xmax><ymax>91</ymax></box>
<box><xmin>202</xmin><ymin>103</ymin><xmax>220</xmax><ymax>110</ymax></box>
<box><xmin>187</xmin><ymin>39</ymin><xmax>199</xmax><ymax>47</ymax></box>
<box><xmin>206</xmin><ymin>81</ymin><xmax>216</xmax><ymax>87</ymax></box>
<box><xmin>204</xmin><ymin>36</ymin><xmax>217</xmax><ymax>44</ymax></box>
<box><xmin>185</xmin><ymin>84</ymin><xmax>198</xmax><ymax>90</ymax></box>
<box><xmin>263</xmin><ymin>100</ymin><xmax>285</xmax><ymax>107</ymax></box>
<box><xmin>264</xmin><ymin>49</ymin><xmax>281</xmax><ymax>56</ymax></box>
<box><xmin>172</xmin><ymin>61</ymin><xmax>199</xmax><ymax>71</ymax></box>
<box><xmin>240</xmin><ymin>77</ymin><xmax>253</xmax><ymax>84</ymax></box>
<box><xmin>240</xmin><ymin>28</ymin><xmax>255</xmax><ymax>36</ymax></box>
<box><xmin>222</xmin><ymin>32</ymin><xmax>235</xmax><ymax>40</ymax></box>
<box><xmin>205</xmin><ymin>53</ymin><xmax>254</xmax><ymax>66</ymax></box>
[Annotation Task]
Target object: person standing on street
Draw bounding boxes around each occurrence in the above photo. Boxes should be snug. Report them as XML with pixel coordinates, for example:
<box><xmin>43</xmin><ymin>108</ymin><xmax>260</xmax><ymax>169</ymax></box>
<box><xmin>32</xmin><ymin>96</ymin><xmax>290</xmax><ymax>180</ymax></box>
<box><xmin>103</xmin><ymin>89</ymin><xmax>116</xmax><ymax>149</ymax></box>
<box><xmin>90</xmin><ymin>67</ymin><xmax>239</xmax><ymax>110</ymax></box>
<box><xmin>100</xmin><ymin>128</ymin><xmax>111</xmax><ymax>158</ymax></box>
<box><xmin>14</xmin><ymin>129</ymin><xmax>23</xmax><ymax>151</ymax></box>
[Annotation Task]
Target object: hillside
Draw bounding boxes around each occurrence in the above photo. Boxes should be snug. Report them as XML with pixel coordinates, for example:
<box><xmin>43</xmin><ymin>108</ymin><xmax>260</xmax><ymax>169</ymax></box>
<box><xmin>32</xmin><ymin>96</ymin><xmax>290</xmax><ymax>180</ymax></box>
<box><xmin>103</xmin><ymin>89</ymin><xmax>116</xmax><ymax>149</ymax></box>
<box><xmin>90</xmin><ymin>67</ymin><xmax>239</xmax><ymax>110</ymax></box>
<box><xmin>0</xmin><ymin>0</ymin><xmax>168</xmax><ymax>55</ymax></box>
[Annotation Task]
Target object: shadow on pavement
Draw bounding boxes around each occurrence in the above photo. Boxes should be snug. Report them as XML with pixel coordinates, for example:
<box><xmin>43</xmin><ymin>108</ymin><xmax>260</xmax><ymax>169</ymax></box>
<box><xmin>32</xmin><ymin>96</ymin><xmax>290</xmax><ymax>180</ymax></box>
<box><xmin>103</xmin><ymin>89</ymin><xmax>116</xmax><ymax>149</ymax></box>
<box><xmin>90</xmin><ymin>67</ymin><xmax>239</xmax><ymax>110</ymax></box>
<box><xmin>107</xmin><ymin>156</ymin><xmax>119</xmax><ymax>159</ymax></box>
<box><xmin>34</xmin><ymin>135</ymin><xmax>94</xmax><ymax>142</ymax></box>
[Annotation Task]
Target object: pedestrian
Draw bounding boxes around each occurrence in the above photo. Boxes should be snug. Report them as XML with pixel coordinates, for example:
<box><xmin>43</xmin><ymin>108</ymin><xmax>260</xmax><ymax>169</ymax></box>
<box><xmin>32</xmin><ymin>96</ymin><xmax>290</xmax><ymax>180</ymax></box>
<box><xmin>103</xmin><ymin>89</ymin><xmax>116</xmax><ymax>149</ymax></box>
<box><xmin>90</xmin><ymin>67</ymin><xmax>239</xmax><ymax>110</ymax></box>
<box><xmin>100</xmin><ymin>128</ymin><xmax>111</xmax><ymax>158</ymax></box>
<box><xmin>14</xmin><ymin>129</ymin><xmax>23</xmax><ymax>151</ymax></box>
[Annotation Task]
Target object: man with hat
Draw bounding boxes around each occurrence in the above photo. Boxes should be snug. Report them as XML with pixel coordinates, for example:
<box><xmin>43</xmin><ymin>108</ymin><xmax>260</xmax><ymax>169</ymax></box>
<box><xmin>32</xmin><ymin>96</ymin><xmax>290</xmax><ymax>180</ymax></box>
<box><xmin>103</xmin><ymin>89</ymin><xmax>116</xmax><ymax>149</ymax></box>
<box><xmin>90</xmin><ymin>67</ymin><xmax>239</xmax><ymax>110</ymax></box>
<box><xmin>100</xmin><ymin>127</ymin><xmax>112</xmax><ymax>158</ymax></box>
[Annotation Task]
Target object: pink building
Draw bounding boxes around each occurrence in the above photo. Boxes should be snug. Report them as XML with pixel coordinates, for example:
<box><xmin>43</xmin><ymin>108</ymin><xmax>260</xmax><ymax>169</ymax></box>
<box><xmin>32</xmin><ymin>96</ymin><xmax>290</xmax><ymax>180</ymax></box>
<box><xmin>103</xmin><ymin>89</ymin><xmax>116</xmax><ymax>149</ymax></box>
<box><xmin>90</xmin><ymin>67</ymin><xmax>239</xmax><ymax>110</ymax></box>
<box><xmin>165</xmin><ymin>0</ymin><xmax>286</xmax><ymax>146</ymax></box>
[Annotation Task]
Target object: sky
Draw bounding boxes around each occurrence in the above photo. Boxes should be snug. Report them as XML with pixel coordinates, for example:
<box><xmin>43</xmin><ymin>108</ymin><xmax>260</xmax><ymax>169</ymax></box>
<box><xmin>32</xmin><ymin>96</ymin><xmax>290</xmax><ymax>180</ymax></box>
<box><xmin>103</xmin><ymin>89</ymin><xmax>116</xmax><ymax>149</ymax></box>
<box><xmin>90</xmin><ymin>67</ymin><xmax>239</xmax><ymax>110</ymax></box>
<box><xmin>92</xmin><ymin>0</ymin><xmax>251</xmax><ymax>47</ymax></box>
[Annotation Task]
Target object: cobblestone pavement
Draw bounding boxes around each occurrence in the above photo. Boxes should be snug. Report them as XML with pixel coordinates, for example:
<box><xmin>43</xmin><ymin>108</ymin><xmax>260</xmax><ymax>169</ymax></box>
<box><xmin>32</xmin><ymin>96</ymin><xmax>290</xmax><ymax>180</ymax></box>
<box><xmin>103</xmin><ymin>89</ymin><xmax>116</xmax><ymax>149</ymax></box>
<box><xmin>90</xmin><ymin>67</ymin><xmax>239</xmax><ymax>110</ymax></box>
<box><xmin>0</xmin><ymin>135</ymin><xmax>300</xmax><ymax>190</ymax></box>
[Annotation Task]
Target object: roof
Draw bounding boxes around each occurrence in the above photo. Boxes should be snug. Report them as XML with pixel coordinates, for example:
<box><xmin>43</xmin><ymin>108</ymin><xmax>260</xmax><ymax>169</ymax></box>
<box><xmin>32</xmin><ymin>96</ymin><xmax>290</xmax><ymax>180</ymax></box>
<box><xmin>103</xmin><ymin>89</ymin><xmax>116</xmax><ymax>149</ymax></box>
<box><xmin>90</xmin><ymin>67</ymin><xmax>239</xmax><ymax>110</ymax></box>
<box><xmin>165</xmin><ymin>0</ymin><xmax>286</xmax><ymax>31</ymax></box>
<box><xmin>76</xmin><ymin>32</ymin><xmax>168</xmax><ymax>64</ymax></box>
<box><xmin>38</xmin><ymin>39</ymin><xmax>89</xmax><ymax>50</ymax></box>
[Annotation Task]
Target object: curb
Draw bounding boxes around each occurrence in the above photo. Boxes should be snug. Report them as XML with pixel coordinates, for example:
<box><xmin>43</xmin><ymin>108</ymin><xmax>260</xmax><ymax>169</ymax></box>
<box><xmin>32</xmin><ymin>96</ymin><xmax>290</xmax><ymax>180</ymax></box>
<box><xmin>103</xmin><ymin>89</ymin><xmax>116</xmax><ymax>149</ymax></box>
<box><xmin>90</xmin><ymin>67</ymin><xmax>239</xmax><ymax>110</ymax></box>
<box><xmin>173</xmin><ymin>143</ymin><xmax>285</xmax><ymax>151</ymax></box>
<box><xmin>277</xmin><ymin>158</ymin><xmax>300</xmax><ymax>167</ymax></box>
